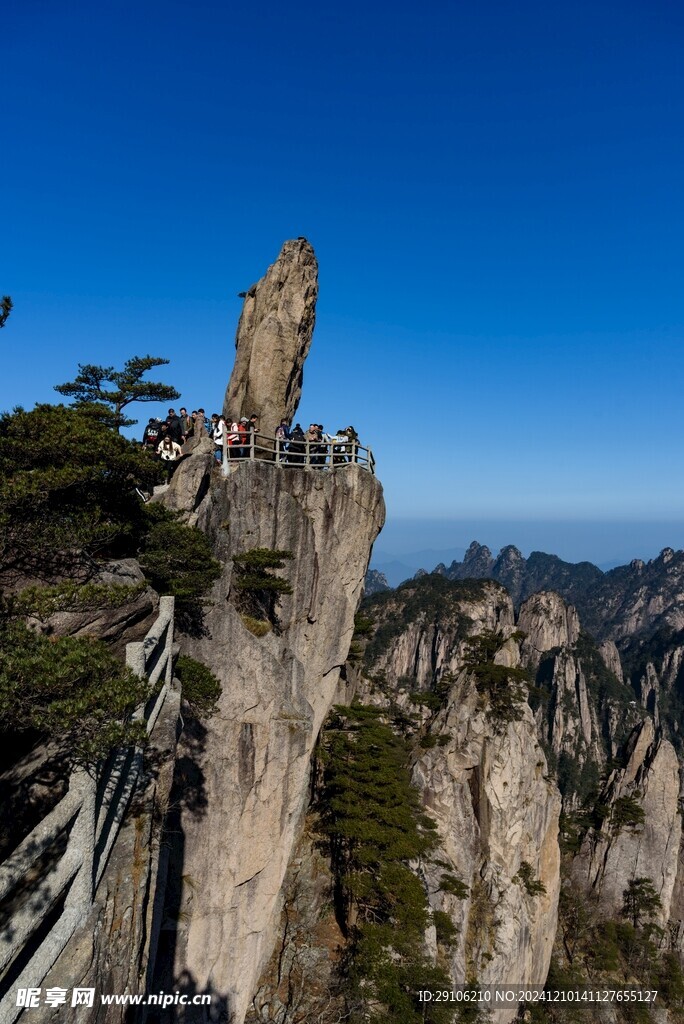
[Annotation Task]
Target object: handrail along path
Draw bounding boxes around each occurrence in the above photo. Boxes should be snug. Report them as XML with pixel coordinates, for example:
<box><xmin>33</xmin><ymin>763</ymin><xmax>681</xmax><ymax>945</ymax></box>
<box><xmin>0</xmin><ymin>597</ymin><xmax>175</xmax><ymax>1023</ymax></box>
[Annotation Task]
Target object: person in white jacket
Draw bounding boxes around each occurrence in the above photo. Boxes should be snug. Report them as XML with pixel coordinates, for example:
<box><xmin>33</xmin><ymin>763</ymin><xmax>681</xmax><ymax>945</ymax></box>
<box><xmin>157</xmin><ymin>435</ymin><xmax>183</xmax><ymax>478</ymax></box>
<box><xmin>211</xmin><ymin>414</ymin><xmax>226</xmax><ymax>462</ymax></box>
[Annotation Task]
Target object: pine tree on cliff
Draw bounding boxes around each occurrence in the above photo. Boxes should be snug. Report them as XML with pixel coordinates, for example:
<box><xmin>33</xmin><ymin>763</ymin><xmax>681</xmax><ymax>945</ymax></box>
<box><xmin>0</xmin><ymin>296</ymin><xmax>12</xmax><ymax>328</ymax></box>
<box><xmin>55</xmin><ymin>355</ymin><xmax>180</xmax><ymax>431</ymax></box>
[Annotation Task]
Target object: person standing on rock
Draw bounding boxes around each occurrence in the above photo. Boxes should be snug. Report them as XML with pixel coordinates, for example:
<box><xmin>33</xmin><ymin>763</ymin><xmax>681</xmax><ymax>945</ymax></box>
<box><xmin>289</xmin><ymin>423</ymin><xmax>305</xmax><ymax>465</ymax></box>
<box><xmin>179</xmin><ymin>407</ymin><xmax>192</xmax><ymax>438</ymax></box>
<box><xmin>142</xmin><ymin>417</ymin><xmax>161</xmax><ymax>451</ymax></box>
<box><xmin>228</xmin><ymin>417</ymin><xmax>242</xmax><ymax>459</ymax></box>
<box><xmin>306</xmin><ymin>423</ymin><xmax>322</xmax><ymax>466</ymax></box>
<box><xmin>275</xmin><ymin>419</ymin><xmax>290</xmax><ymax>462</ymax></box>
<box><xmin>166</xmin><ymin>408</ymin><xmax>184</xmax><ymax>444</ymax></box>
<box><xmin>211</xmin><ymin>413</ymin><xmax>225</xmax><ymax>462</ymax></box>
<box><xmin>247</xmin><ymin>413</ymin><xmax>259</xmax><ymax>456</ymax></box>
<box><xmin>185</xmin><ymin>410</ymin><xmax>197</xmax><ymax>440</ymax></box>
<box><xmin>345</xmin><ymin>425</ymin><xmax>359</xmax><ymax>463</ymax></box>
<box><xmin>157</xmin><ymin>434</ymin><xmax>183</xmax><ymax>479</ymax></box>
<box><xmin>329</xmin><ymin>427</ymin><xmax>348</xmax><ymax>465</ymax></box>
<box><xmin>238</xmin><ymin>417</ymin><xmax>250</xmax><ymax>458</ymax></box>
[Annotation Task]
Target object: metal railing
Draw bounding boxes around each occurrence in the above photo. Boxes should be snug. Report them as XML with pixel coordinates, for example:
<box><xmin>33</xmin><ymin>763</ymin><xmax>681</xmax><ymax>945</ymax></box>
<box><xmin>0</xmin><ymin>597</ymin><xmax>175</xmax><ymax>1023</ymax></box>
<box><xmin>219</xmin><ymin>433</ymin><xmax>375</xmax><ymax>476</ymax></box>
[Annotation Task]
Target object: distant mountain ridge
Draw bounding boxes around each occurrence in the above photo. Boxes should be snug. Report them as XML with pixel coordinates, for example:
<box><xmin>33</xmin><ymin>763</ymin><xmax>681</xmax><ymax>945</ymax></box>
<box><xmin>431</xmin><ymin>540</ymin><xmax>684</xmax><ymax>642</ymax></box>
<box><xmin>436</xmin><ymin>541</ymin><xmax>602</xmax><ymax>606</ymax></box>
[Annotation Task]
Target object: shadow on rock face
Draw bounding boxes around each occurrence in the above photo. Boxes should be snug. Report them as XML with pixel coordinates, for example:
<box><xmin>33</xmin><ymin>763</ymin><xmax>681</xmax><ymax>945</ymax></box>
<box><xmin>146</xmin><ymin>716</ymin><xmax>211</xmax><ymax>1014</ymax></box>
<box><xmin>144</xmin><ymin>970</ymin><xmax>230</xmax><ymax>1023</ymax></box>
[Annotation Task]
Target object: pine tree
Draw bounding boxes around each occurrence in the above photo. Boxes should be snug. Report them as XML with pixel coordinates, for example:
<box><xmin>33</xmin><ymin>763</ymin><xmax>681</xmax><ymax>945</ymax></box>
<box><xmin>55</xmin><ymin>355</ymin><xmax>180</xmax><ymax>431</ymax></box>
<box><xmin>0</xmin><ymin>296</ymin><xmax>12</xmax><ymax>328</ymax></box>
<box><xmin>622</xmin><ymin>877</ymin><xmax>661</xmax><ymax>928</ymax></box>
<box><xmin>319</xmin><ymin>703</ymin><xmax>454</xmax><ymax>1023</ymax></box>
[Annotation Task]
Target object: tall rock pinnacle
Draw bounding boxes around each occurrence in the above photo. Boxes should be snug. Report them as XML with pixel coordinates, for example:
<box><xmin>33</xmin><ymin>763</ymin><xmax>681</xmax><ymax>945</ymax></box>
<box><xmin>224</xmin><ymin>238</ymin><xmax>318</xmax><ymax>439</ymax></box>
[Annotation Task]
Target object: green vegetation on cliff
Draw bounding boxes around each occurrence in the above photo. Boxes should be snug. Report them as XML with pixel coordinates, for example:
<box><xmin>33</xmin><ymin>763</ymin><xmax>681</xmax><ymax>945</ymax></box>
<box><xmin>231</xmin><ymin>546</ymin><xmax>293</xmax><ymax>628</ymax></box>
<box><xmin>531</xmin><ymin>875</ymin><xmax>684</xmax><ymax>1024</ymax></box>
<box><xmin>318</xmin><ymin>702</ymin><xmax>455</xmax><ymax>1023</ymax></box>
<box><xmin>174</xmin><ymin>655</ymin><xmax>222</xmax><ymax>718</ymax></box>
<box><xmin>0</xmin><ymin>403</ymin><xmax>221</xmax><ymax>759</ymax></box>
<box><xmin>0</xmin><ymin>404</ymin><xmax>161</xmax><ymax>580</ymax></box>
<box><xmin>464</xmin><ymin>628</ymin><xmax>531</xmax><ymax>725</ymax></box>
<box><xmin>361</xmin><ymin>574</ymin><xmax>487</xmax><ymax>666</ymax></box>
<box><xmin>139</xmin><ymin>504</ymin><xmax>222</xmax><ymax>627</ymax></box>
<box><xmin>0</xmin><ymin>620</ymin><xmax>150</xmax><ymax>764</ymax></box>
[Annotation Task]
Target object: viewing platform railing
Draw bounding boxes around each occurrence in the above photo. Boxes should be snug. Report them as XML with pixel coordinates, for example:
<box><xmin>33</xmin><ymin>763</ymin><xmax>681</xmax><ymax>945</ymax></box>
<box><xmin>220</xmin><ymin>433</ymin><xmax>375</xmax><ymax>476</ymax></box>
<box><xmin>0</xmin><ymin>598</ymin><xmax>176</xmax><ymax>1024</ymax></box>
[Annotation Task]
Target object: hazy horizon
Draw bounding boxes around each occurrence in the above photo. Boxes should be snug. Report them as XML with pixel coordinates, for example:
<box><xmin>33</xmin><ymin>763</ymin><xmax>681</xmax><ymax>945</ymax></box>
<box><xmin>373</xmin><ymin>517</ymin><xmax>684</xmax><ymax>574</ymax></box>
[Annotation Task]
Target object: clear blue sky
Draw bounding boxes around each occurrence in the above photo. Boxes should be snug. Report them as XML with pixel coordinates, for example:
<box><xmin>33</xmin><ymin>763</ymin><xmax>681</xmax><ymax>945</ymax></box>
<box><xmin>4</xmin><ymin>0</ymin><xmax>684</xmax><ymax>562</ymax></box>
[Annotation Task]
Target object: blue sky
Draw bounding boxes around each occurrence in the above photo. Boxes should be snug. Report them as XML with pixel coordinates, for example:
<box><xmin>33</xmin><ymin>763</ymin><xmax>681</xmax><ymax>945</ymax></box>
<box><xmin>3</xmin><ymin>0</ymin><xmax>684</xmax><ymax>563</ymax></box>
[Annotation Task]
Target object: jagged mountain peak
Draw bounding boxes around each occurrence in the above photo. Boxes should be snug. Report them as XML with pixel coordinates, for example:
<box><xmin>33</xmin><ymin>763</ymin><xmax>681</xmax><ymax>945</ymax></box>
<box><xmin>463</xmin><ymin>539</ymin><xmax>493</xmax><ymax>562</ymax></box>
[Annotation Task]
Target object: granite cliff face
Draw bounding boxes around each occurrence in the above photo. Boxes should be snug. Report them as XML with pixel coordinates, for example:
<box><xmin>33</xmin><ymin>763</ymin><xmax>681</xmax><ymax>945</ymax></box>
<box><xmin>156</xmin><ymin>241</ymin><xmax>385</xmax><ymax>1023</ymax></box>
<box><xmin>352</xmin><ymin>570</ymin><xmax>684</xmax><ymax>1019</ymax></box>
<box><xmin>517</xmin><ymin>591</ymin><xmax>638</xmax><ymax>801</ymax></box>
<box><xmin>358</xmin><ymin>578</ymin><xmax>561</xmax><ymax>1019</ymax></box>
<box><xmin>518</xmin><ymin>590</ymin><xmax>580</xmax><ymax>666</ymax></box>
<box><xmin>513</xmin><ymin>583</ymin><xmax>684</xmax><ymax>1003</ymax></box>
<box><xmin>574</xmin><ymin>718</ymin><xmax>682</xmax><ymax>932</ymax></box>
<box><xmin>162</xmin><ymin>462</ymin><xmax>383</xmax><ymax>1022</ymax></box>
<box><xmin>413</xmin><ymin>673</ymin><xmax>560</xmax><ymax>1004</ymax></box>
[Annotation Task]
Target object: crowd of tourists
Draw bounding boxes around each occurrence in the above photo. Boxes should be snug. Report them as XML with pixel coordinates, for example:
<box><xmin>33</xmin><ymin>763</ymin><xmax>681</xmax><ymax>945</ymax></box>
<box><xmin>141</xmin><ymin>408</ymin><xmax>362</xmax><ymax>478</ymax></box>
<box><xmin>274</xmin><ymin>421</ymin><xmax>361</xmax><ymax>466</ymax></box>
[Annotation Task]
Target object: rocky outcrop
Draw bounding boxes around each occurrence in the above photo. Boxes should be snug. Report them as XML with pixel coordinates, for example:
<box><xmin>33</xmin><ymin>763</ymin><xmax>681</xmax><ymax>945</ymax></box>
<box><xmin>440</xmin><ymin>541</ymin><xmax>604</xmax><ymax>613</ymax></box>
<box><xmin>363</xmin><ymin>577</ymin><xmax>514</xmax><ymax>686</ymax></box>
<box><xmin>160</xmin><ymin>458</ymin><xmax>383</xmax><ymax>1023</ymax></box>
<box><xmin>245</xmin><ymin>829</ymin><xmax>344</xmax><ymax>1023</ymax></box>
<box><xmin>576</xmin><ymin>720</ymin><xmax>682</xmax><ymax>930</ymax></box>
<box><xmin>492</xmin><ymin>544</ymin><xmax>526</xmax><ymax>601</ymax></box>
<box><xmin>637</xmin><ymin>661</ymin><xmax>661</xmax><ymax>723</ymax></box>
<box><xmin>364</xmin><ymin>567</ymin><xmax>390</xmax><ymax>595</ymax></box>
<box><xmin>162</xmin><ymin>435</ymin><xmax>216</xmax><ymax>516</ymax></box>
<box><xmin>145</xmin><ymin>238</ymin><xmax>383</xmax><ymax>1023</ymax></box>
<box><xmin>413</xmin><ymin>670</ymin><xmax>561</xmax><ymax>1014</ymax></box>
<box><xmin>448</xmin><ymin>541</ymin><xmax>495</xmax><ymax>580</ymax></box>
<box><xmin>514</xmin><ymin>589</ymin><xmax>654</xmax><ymax>808</ymax></box>
<box><xmin>541</xmin><ymin>648</ymin><xmax>595</xmax><ymax>758</ymax></box>
<box><xmin>357</xmin><ymin>578</ymin><xmax>561</xmax><ymax>1019</ymax></box>
<box><xmin>518</xmin><ymin>591</ymin><xmax>580</xmax><ymax>666</ymax></box>
<box><xmin>438</xmin><ymin>542</ymin><xmax>684</xmax><ymax>643</ymax></box>
<box><xmin>224</xmin><ymin>239</ymin><xmax>318</xmax><ymax>440</ymax></box>
<box><xmin>599</xmin><ymin>639</ymin><xmax>623</xmax><ymax>682</ymax></box>
<box><xmin>517</xmin><ymin>592</ymin><xmax>601</xmax><ymax>779</ymax></box>
<box><xmin>27</xmin><ymin>559</ymin><xmax>158</xmax><ymax>654</ymax></box>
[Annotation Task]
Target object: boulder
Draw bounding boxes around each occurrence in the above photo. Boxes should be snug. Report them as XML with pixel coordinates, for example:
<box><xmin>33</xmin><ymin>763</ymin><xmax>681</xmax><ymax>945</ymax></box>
<box><xmin>27</xmin><ymin>558</ymin><xmax>158</xmax><ymax>654</ymax></box>
<box><xmin>224</xmin><ymin>239</ymin><xmax>318</xmax><ymax>442</ymax></box>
